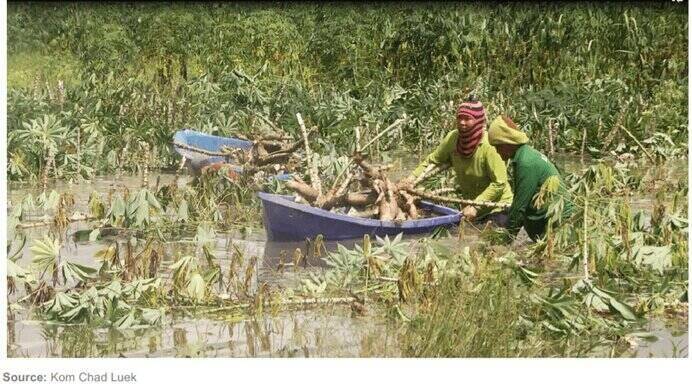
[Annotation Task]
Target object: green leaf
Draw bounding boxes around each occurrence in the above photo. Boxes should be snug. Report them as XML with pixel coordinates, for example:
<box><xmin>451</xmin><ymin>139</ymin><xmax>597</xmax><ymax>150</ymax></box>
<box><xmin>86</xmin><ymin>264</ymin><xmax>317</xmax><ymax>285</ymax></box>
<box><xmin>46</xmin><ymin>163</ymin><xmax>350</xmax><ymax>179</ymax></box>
<box><xmin>627</xmin><ymin>332</ymin><xmax>659</xmax><ymax>343</ymax></box>
<box><xmin>109</xmin><ymin>194</ymin><xmax>126</xmax><ymax>224</ymax></box>
<box><xmin>88</xmin><ymin>191</ymin><xmax>106</xmax><ymax>219</ymax></box>
<box><xmin>94</xmin><ymin>244</ymin><xmax>117</xmax><ymax>262</ymax></box>
<box><xmin>123</xmin><ymin>278</ymin><xmax>161</xmax><ymax>300</ymax></box>
<box><xmin>590</xmin><ymin>285</ymin><xmax>637</xmax><ymax>321</ymax></box>
<box><xmin>608</xmin><ymin>296</ymin><xmax>637</xmax><ymax>321</ymax></box>
<box><xmin>39</xmin><ymin>190</ymin><xmax>60</xmax><ymax>212</ymax></box>
<box><xmin>146</xmin><ymin>190</ymin><xmax>162</xmax><ymax>211</ymax></box>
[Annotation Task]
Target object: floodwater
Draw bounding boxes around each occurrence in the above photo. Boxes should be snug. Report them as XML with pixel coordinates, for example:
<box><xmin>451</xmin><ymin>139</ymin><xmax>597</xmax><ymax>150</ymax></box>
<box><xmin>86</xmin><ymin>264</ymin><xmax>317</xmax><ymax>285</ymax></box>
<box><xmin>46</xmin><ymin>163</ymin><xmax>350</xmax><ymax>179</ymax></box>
<box><xmin>8</xmin><ymin>307</ymin><xmax>401</xmax><ymax>358</ymax></box>
<box><xmin>6</xmin><ymin>155</ymin><xmax>689</xmax><ymax>357</ymax></box>
<box><xmin>6</xmin><ymin>172</ymin><xmax>408</xmax><ymax>357</ymax></box>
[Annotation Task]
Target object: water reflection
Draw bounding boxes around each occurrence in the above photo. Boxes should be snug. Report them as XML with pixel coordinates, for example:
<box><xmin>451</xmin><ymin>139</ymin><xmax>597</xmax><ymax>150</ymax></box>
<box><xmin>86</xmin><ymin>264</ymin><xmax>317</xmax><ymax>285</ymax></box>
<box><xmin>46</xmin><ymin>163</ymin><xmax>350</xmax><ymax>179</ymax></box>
<box><xmin>6</xmin><ymin>164</ymin><xmax>688</xmax><ymax>358</ymax></box>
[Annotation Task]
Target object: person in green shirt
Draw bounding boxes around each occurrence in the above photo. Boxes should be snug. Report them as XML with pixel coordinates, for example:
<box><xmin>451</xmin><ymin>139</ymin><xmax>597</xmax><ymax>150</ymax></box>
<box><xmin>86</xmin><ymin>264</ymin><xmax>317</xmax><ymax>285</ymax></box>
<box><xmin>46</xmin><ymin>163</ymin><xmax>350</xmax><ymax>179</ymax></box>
<box><xmin>487</xmin><ymin>115</ymin><xmax>574</xmax><ymax>241</ymax></box>
<box><xmin>399</xmin><ymin>99</ymin><xmax>513</xmax><ymax>225</ymax></box>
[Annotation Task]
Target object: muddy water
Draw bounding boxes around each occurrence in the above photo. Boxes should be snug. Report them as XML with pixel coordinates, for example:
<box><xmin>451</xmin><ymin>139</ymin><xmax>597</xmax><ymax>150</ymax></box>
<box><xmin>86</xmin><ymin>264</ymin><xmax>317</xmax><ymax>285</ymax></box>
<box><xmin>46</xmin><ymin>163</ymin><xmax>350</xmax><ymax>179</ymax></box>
<box><xmin>6</xmin><ymin>155</ymin><xmax>689</xmax><ymax>357</ymax></box>
<box><xmin>634</xmin><ymin>319</ymin><xmax>688</xmax><ymax>358</ymax></box>
<box><xmin>6</xmin><ymin>172</ymin><xmax>408</xmax><ymax>357</ymax></box>
<box><xmin>8</xmin><ymin>307</ymin><xmax>401</xmax><ymax>358</ymax></box>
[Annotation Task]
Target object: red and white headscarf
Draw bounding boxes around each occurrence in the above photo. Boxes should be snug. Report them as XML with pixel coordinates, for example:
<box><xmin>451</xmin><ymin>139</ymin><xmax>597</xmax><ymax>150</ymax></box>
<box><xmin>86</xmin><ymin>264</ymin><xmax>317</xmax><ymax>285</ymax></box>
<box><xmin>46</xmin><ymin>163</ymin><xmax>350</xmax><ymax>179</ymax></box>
<box><xmin>456</xmin><ymin>101</ymin><xmax>486</xmax><ymax>157</ymax></box>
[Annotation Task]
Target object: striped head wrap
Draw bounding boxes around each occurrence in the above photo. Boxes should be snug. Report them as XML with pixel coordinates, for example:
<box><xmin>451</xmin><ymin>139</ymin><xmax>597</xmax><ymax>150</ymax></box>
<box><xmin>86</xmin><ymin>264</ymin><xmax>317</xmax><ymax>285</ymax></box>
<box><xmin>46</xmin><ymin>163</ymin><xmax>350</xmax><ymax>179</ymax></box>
<box><xmin>456</xmin><ymin>100</ymin><xmax>486</xmax><ymax>156</ymax></box>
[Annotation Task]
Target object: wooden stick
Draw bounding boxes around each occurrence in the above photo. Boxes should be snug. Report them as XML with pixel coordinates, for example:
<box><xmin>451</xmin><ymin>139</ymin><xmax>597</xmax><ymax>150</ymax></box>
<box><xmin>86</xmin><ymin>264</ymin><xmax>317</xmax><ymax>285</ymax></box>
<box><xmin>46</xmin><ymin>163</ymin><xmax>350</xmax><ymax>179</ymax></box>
<box><xmin>405</xmin><ymin>187</ymin><xmax>510</xmax><ymax>209</ymax></box>
<box><xmin>334</xmin><ymin>171</ymin><xmax>355</xmax><ymax>198</ymax></box>
<box><xmin>18</xmin><ymin>213</ymin><xmax>98</xmax><ymax>229</ymax></box>
<box><xmin>297</xmin><ymin>113</ymin><xmax>323</xmax><ymax>196</ymax></box>
<box><xmin>618</xmin><ymin>125</ymin><xmax>655</xmax><ymax>163</ymax></box>
<box><xmin>360</xmin><ymin>118</ymin><xmax>405</xmax><ymax>152</ymax></box>
<box><xmin>583</xmin><ymin>186</ymin><xmax>590</xmax><ymax>280</ymax></box>
<box><xmin>203</xmin><ymin>296</ymin><xmax>357</xmax><ymax>314</ymax></box>
<box><xmin>177</xmin><ymin>156</ymin><xmax>187</xmax><ymax>171</ymax></box>
<box><xmin>330</xmin><ymin>118</ymin><xmax>407</xmax><ymax>189</ymax></box>
<box><xmin>430</xmin><ymin>187</ymin><xmax>456</xmax><ymax>196</ymax></box>
<box><xmin>285</xmin><ymin>180</ymin><xmax>377</xmax><ymax>208</ymax></box>
<box><xmin>580</xmin><ymin>126</ymin><xmax>588</xmax><ymax>164</ymax></box>
<box><xmin>400</xmin><ymin>190</ymin><xmax>419</xmax><ymax>219</ymax></box>
<box><xmin>413</xmin><ymin>164</ymin><xmax>449</xmax><ymax>186</ymax></box>
<box><xmin>255</xmin><ymin>113</ymin><xmax>282</xmax><ymax>132</ymax></box>
<box><xmin>355</xmin><ymin>126</ymin><xmax>361</xmax><ymax>152</ymax></box>
<box><xmin>547</xmin><ymin>119</ymin><xmax>555</xmax><ymax>155</ymax></box>
<box><xmin>413</xmin><ymin>164</ymin><xmax>435</xmax><ymax>186</ymax></box>
<box><xmin>255</xmin><ymin>139</ymin><xmax>289</xmax><ymax>148</ymax></box>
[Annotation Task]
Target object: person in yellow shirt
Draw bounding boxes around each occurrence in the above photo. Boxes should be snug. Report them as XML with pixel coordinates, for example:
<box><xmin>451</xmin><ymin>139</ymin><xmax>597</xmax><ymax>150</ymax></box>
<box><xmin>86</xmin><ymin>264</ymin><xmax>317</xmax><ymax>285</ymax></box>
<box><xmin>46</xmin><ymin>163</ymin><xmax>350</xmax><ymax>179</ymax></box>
<box><xmin>399</xmin><ymin>99</ymin><xmax>513</xmax><ymax>225</ymax></box>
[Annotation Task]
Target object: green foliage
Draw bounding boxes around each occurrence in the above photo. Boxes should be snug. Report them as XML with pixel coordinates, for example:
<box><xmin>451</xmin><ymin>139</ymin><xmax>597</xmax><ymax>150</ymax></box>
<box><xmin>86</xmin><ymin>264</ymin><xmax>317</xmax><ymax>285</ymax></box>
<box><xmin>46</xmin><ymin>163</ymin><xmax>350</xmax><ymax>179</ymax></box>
<box><xmin>6</xmin><ymin>3</ymin><xmax>687</xmax><ymax>180</ymax></box>
<box><xmin>39</xmin><ymin>279</ymin><xmax>164</xmax><ymax>328</ymax></box>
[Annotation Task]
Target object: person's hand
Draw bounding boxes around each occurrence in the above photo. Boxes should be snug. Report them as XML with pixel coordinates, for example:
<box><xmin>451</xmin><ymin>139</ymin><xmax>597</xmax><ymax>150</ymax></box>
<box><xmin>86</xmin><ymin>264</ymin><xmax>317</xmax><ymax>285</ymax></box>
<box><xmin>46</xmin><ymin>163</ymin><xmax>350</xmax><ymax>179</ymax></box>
<box><xmin>462</xmin><ymin>205</ymin><xmax>478</xmax><ymax>221</ymax></box>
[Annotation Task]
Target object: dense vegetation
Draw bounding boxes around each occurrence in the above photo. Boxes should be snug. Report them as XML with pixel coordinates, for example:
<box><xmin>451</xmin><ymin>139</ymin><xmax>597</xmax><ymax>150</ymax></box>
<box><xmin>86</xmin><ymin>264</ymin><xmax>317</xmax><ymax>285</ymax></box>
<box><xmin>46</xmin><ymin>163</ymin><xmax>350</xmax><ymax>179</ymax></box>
<box><xmin>7</xmin><ymin>2</ymin><xmax>688</xmax><ymax>181</ymax></box>
<box><xmin>6</xmin><ymin>3</ymin><xmax>689</xmax><ymax>358</ymax></box>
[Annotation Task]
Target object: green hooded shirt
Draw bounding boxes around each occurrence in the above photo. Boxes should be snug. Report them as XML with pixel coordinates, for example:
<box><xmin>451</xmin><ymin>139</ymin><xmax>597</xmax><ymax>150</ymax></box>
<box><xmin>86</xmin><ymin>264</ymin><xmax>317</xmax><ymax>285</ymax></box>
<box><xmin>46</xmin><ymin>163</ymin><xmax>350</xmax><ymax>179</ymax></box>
<box><xmin>411</xmin><ymin>130</ymin><xmax>513</xmax><ymax>218</ymax></box>
<box><xmin>507</xmin><ymin>144</ymin><xmax>574</xmax><ymax>240</ymax></box>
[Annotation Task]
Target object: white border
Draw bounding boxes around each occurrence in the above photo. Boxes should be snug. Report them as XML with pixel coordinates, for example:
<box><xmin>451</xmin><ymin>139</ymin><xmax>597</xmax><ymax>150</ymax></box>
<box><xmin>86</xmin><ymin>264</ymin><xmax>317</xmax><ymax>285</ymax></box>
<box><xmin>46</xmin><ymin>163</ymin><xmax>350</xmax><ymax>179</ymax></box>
<box><xmin>0</xmin><ymin>2</ymin><xmax>690</xmax><ymax>387</ymax></box>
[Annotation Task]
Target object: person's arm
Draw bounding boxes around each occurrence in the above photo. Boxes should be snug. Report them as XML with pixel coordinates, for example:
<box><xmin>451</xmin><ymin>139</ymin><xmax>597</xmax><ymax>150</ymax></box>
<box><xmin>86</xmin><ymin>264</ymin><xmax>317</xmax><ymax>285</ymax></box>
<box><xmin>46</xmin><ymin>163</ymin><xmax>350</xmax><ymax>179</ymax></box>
<box><xmin>410</xmin><ymin>130</ymin><xmax>455</xmax><ymax>178</ymax></box>
<box><xmin>474</xmin><ymin>148</ymin><xmax>510</xmax><ymax>203</ymax></box>
<box><xmin>506</xmin><ymin>161</ymin><xmax>541</xmax><ymax>237</ymax></box>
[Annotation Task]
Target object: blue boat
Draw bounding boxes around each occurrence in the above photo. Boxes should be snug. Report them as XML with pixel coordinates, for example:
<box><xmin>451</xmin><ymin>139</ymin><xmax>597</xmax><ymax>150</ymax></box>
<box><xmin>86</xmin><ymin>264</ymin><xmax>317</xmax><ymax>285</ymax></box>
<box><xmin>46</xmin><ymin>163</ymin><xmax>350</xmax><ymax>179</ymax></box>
<box><xmin>258</xmin><ymin>192</ymin><xmax>462</xmax><ymax>241</ymax></box>
<box><xmin>173</xmin><ymin>129</ymin><xmax>291</xmax><ymax>181</ymax></box>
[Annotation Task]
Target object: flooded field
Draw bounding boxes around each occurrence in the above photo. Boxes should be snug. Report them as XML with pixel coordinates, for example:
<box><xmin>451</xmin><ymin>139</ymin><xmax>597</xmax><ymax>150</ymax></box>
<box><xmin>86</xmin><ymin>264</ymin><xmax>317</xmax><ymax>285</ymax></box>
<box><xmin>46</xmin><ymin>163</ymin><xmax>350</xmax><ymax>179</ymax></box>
<box><xmin>6</xmin><ymin>155</ymin><xmax>689</xmax><ymax>358</ymax></box>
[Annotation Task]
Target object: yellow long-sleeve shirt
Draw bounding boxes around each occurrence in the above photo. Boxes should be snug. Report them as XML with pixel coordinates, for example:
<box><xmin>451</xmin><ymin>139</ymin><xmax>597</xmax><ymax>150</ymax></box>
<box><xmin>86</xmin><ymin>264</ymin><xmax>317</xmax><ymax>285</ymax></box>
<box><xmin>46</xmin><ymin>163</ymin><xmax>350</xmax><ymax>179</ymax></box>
<box><xmin>412</xmin><ymin>130</ymin><xmax>514</xmax><ymax>217</ymax></box>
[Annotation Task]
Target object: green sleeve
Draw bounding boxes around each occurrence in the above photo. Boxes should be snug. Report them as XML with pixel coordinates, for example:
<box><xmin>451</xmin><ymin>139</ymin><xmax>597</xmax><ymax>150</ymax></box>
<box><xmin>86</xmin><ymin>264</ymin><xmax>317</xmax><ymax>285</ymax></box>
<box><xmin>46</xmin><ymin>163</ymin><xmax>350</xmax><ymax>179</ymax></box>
<box><xmin>411</xmin><ymin>130</ymin><xmax>455</xmax><ymax>177</ymax></box>
<box><xmin>474</xmin><ymin>147</ymin><xmax>509</xmax><ymax>203</ymax></box>
<box><xmin>507</xmin><ymin>161</ymin><xmax>541</xmax><ymax>236</ymax></box>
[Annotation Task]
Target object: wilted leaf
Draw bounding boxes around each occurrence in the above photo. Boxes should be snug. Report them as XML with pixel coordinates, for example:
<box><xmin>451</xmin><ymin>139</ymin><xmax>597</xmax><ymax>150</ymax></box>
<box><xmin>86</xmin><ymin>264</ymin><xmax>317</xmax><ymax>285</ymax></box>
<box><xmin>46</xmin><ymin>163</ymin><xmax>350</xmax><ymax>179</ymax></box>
<box><xmin>99</xmin><ymin>280</ymin><xmax>123</xmax><ymax>299</ymax></box>
<box><xmin>177</xmin><ymin>199</ymin><xmax>189</xmax><ymax>222</ymax></box>
<box><xmin>187</xmin><ymin>273</ymin><xmax>206</xmax><ymax>302</ymax></box>
<box><xmin>89</xmin><ymin>228</ymin><xmax>101</xmax><ymax>242</ymax></box>
<box><xmin>141</xmin><ymin>308</ymin><xmax>164</xmax><ymax>325</ymax></box>
<box><xmin>115</xmin><ymin>310</ymin><xmax>136</xmax><ymax>329</ymax></box>
<box><xmin>45</xmin><ymin>292</ymin><xmax>78</xmax><ymax>315</ymax></box>
<box><xmin>607</xmin><ymin>297</ymin><xmax>637</xmax><ymax>321</ymax></box>
<box><xmin>61</xmin><ymin>261</ymin><xmax>97</xmax><ymax>284</ymax></box>
<box><xmin>8</xmin><ymin>259</ymin><xmax>29</xmax><ymax>279</ymax></box>
<box><xmin>584</xmin><ymin>292</ymin><xmax>610</xmax><ymax>313</ymax></box>
<box><xmin>195</xmin><ymin>224</ymin><xmax>216</xmax><ymax>250</ymax></box>
<box><xmin>632</xmin><ymin>245</ymin><xmax>672</xmax><ymax>273</ymax></box>
<box><xmin>590</xmin><ymin>285</ymin><xmax>637</xmax><ymax>321</ymax></box>
<box><xmin>30</xmin><ymin>236</ymin><xmax>61</xmax><ymax>272</ymax></box>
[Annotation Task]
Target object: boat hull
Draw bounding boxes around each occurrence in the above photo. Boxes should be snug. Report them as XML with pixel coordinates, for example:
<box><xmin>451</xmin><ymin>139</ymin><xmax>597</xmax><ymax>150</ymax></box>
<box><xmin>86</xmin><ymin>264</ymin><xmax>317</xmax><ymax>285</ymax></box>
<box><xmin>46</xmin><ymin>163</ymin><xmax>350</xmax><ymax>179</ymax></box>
<box><xmin>173</xmin><ymin>129</ymin><xmax>253</xmax><ymax>170</ymax></box>
<box><xmin>259</xmin><ymin>192</ymin><xmax>461</xmax><ymax>241</ymax></box>
<box><xmin>173</xmin><ymin>129</ymin><xmax>291</xmax><ymax>181</ymax></box>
